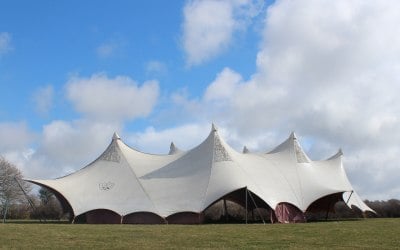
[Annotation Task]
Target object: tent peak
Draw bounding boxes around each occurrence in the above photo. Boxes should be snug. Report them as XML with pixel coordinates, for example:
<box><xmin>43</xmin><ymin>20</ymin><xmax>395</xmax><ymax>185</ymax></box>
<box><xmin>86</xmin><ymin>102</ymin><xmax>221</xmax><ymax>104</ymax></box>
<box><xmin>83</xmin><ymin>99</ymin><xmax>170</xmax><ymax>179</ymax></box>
<box><xmin>169</xmin><ymin>142</ymin><xmax>181</xmax><ymax>155</ymax></box>
<box><xmin>326</xmin><ymin>148</ymin><xmax>344</xmax><ymax>160</ymax></box>
<box><xmin>211</xmin><ymin>123</ymin><xmax>218</xmax><ymax>132</ymax></box>
<box><xmin>112</xmin><ymin>132</ymin><xmax>121</xmax><ymax>140</ymax></box>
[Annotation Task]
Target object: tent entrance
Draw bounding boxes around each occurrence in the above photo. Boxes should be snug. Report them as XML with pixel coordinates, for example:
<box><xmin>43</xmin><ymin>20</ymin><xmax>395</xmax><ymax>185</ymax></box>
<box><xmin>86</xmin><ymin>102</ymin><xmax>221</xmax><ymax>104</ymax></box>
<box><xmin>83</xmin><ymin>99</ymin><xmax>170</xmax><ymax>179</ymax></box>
<box><xmin>203</xmin><ymin>187</ymin><xmax>272</xmax><ymax>223</ymax></box>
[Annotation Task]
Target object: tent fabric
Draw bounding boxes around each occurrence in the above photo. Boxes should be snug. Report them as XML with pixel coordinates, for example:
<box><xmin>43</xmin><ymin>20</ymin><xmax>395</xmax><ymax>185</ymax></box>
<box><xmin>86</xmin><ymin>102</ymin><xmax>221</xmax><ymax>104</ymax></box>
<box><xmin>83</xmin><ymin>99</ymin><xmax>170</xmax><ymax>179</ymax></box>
<box><xmin>26</xmin><ymin>124</ymin><xmax>374</xmax><ymax>223</ymax></box>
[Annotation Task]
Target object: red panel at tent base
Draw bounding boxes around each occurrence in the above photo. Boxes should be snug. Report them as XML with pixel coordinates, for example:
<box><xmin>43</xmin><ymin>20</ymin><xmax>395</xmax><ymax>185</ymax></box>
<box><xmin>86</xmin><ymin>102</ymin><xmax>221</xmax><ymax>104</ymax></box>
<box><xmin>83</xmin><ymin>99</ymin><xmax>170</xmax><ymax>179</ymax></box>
<box><xmin>273</xmin><ymin>203</ymin><xmax>306</xmax><ymax>223</ymax></box>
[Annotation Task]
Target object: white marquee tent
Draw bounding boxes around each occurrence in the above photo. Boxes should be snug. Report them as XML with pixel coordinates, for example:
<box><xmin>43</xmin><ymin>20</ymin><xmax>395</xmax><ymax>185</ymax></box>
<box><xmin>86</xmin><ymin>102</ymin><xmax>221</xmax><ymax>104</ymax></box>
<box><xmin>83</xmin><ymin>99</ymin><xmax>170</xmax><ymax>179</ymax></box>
<box><xmin>27</xmin><ymin>124</ymin><xmax>373</xmax><ymax>224</ymax></box>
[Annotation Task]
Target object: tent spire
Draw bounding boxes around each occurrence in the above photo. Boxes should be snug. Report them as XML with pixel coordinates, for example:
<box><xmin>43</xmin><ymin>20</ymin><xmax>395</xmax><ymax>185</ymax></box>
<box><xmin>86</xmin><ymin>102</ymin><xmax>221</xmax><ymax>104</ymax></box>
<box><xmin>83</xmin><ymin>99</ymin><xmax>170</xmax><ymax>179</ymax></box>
<box><xmin>211</xmin><ymin>123</ymin><xmax>218</xmax><ymax>132</ymax></box>
<box><xmin>112</xmin><ymin>132</ymin><xmax>121</xmax><ymax>140</ymax></box>
<box><xmin>326</xmin><ymin>148</ymin><xmax>344</xmax><ymax>160</ymax></box>
<box><xmin>169</xmin><ymin>142</ymin><xmax>179</xmax><ymax>155</ymax></box>
<box><xmin>292</xmin><ymin>133</ymin><xmax>310</xmax><ymax>163</ymax></box>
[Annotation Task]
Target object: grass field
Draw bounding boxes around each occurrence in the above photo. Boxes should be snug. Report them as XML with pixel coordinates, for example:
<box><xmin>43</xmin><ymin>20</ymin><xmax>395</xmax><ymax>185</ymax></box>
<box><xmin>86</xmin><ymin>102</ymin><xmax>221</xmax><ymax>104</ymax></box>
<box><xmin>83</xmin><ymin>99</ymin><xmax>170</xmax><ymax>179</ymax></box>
<box><xmin>1</xmin><ymin>218</ymin><xmax>399</xmax><ymax>249</ymax></box>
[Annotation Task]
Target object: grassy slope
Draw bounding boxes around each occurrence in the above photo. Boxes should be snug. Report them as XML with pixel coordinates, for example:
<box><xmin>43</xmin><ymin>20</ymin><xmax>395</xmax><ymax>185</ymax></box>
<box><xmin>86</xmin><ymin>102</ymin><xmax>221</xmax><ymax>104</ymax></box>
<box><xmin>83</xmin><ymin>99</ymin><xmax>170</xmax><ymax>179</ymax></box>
<box><xmin>0</xmin><ymin>219</ymin><xmax>399</xmax><ymax>249</ymax></box>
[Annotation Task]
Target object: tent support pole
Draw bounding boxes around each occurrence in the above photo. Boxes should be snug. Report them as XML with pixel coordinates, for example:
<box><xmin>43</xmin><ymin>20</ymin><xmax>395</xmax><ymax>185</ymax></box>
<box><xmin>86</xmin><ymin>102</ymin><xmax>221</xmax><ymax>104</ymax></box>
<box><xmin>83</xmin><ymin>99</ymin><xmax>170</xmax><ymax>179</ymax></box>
<box><xmin>245</xmin><ymin>187</ymin><xmax>248</xmax><ymax>224</ymax></box>
<box><xmin>2</xmin><ymin>200</ymin><xmax>8</xmax><ymax>223</ymax></box>
<box><xmin>325</xmin><ymin>199</ymin><xmax>334</xmax><ymax>221</ymax></box>
<box><xmin>325</xmin><ymin>204</ymin><xmax>330</xmax><ymax>221</ymax></box>
<box><xmin>14</xmin><ymin>177</ymin><xmax>42</xmax><ymax>222</ymax></box>
<box><xmin>247</xmin><ymin>189</ymin><xmax>266</xmax><ymax>224</ymax></box>
<box><xmin>346</xmin><ymin>191</ymin><xmax>354</xmax><ymax>204</ymax></box>
<box><xmin>223</xmin><ymin>198</ymin><xmax>228</xmax><ymax>222</ymax></box>
<box><xmin>14</xmin><ymin>177</ymin><xmax>33</xmax><ymax>206</ymax></box>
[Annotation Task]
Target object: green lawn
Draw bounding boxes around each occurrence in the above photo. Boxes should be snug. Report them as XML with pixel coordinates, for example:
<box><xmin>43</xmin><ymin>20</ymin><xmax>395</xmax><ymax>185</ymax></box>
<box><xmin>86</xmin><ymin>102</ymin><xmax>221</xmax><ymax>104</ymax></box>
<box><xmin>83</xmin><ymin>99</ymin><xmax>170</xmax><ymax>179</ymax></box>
<box><xmin>0</xmin><ymin>219</ymin><xmax>399</xmax><ymax>249</ymax></box>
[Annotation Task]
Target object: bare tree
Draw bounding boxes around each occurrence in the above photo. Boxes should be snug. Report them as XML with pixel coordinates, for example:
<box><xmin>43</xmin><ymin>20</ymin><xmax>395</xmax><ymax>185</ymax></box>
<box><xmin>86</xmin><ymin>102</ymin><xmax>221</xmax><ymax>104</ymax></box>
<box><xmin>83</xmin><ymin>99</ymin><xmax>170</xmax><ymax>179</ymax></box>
<box><xmin>0</xmin><ymin>156</ymin><xmax>31</xmax><ymax>222</ymax></box>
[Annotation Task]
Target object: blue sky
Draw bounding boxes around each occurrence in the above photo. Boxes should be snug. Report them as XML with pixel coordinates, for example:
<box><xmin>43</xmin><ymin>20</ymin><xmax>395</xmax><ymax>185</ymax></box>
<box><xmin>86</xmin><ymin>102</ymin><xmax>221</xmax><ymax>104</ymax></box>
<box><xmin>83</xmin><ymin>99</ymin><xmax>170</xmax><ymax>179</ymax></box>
<box><xmin>1</xmin><ymin>0</ymin><xmax>400</xmax><ymax>200</ymax></box>
<box><xmin>1</xmin><ymin>0</ymin><xmax>262</xmax><ymax>130</ymax></box>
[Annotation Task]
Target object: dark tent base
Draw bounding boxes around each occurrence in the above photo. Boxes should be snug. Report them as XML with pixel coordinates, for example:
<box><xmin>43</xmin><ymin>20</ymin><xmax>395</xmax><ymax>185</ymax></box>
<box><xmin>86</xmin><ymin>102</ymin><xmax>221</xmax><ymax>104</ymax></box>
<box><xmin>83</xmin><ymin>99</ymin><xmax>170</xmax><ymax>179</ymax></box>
<box><xmin>74</xmin><ymin>209</ymin><xmax>121</xmax><ymax>224</ymax></box>
<box><xmin>166</xmin><ymin>212</ymin><xmax>204</xmax><ymax>224</ymax></box>
<box><xmin>123</xmin><ymin>212</ymin><xmax>166</xmax><ymax>224</ymax></box>
<box><xmin>69</xmin><ymin>192</ymin><xmax>364</xmax><ymax>224</ymax></box>
<box><xmin>73</xmin><ymin>211</ymin><xmax>204</xmax><ymax>224</ymax></box>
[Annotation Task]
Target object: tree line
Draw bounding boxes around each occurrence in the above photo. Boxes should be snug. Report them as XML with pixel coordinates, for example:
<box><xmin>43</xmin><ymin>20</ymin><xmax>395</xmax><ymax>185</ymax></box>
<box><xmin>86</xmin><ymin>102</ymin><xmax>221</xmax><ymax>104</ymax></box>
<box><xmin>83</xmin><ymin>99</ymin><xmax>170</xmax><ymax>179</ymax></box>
<box><xmin>0</xmin><ymin>156</ymin><xmax>63</xmax><ymax>222</ymax></box>
<box><xmin>1</xmin><ymin>155</ymin><xmax>399</xmax><ymax>222</ymax></box>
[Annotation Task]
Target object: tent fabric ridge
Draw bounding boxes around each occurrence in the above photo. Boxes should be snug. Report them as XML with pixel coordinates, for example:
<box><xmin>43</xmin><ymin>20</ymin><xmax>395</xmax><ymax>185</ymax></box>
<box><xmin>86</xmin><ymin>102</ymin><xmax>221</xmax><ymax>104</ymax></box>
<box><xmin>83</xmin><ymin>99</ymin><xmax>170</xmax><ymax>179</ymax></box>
<box><xmin>269</xmin><ymin>160</ymin><xmax>304</xmax><ymax>209</ymax></box>
<box><xmin>294</xmin><ymin>165</ymin><xmax>305</xmax><ymax>209</ymax></box>
<box><xmin>326</xmin><ymin>148</ymin><xmax>344</xmax><ymax>161</ymax></box>
<box><xmin>266</xmin><ymin>133</ymin><xmax>293</xmax><ymax>154</ymax></box>
<box><xmin>213</xmin><ymin>134</ymin><xmax>232</xmax><ymax>162</ymax></box>
<box><xmin>116</xmin><ymin>140</ymin><xmax>161</xmax><ymax>215</ymax></box>
<box><xmin>118</xmin><ymin>138</ymin><xmax>176</xmax><ymax>157</ymax></box>
<box><xmin>100</xmin><ymin>143</ymin><xmax>121</xmax><ymax>163</ymax></box>
<box><xmin>200</xmin><ymin>129</ymin><xmax>222</xmax><ymax>212</ymax></box>
<box><xmin>293</xmin><ymin>135</ymin><xmax>310</xmax><ymax>163</ymax></box>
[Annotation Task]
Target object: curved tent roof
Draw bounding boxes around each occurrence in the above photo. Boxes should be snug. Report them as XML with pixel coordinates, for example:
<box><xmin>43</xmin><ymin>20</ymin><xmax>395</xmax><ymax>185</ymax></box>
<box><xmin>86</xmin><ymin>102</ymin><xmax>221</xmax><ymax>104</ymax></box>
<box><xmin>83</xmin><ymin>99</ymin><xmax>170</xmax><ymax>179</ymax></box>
<box><xmin>27</xmin><ymin>124</ymin><xmax>374</xmax><ymax>222</ymax></box>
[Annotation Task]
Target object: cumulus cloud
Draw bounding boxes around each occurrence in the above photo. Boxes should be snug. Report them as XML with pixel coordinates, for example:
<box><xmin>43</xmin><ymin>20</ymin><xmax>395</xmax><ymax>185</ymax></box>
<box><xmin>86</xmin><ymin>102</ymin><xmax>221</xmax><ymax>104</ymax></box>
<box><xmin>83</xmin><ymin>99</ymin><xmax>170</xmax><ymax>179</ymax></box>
<box><xmin>173</xmin><ymin>0</ymin><xmax>400</xmax><ymax>199</ymax></box>
<box><xmin>4</xmin><ymin>73</ymin><xmax>161</xmax><ymax>179</ymax></box>
<box><xmin>182</xmin><ymin>0</ymin><xmax>264</xmax><ymax>66</ymax></box>
<box><xmin>7</xmin><ymin>118</ymin><xmax>123</xmax><ymax>179</ymax></box>
<box><xmin>0</xmin><ymin>122</ymin><xmax>37</xmax><ymax>179</ymax></box>
<box><xmin>204</xmin><ymin>67</ymin><xmax>242</xmax><ymax>102</ymax></box>
<box><xmin>0</xmin><ymin>122</ymin><xmax>34</xmax><ymax>152</ymax></box>
<box><xmin>0</xmin><ymin>32</ymin><xmax>12</xmax><ymax>56</ymax></box>
<box><xmin>37</xmin><ymin>119</ymin><xmax>120</xmax><ymax>169</ymax></box>
<box><xmin>32</xmin><ymin>85</ymin><xmax>54</xmax><ymax>115</ymax></box>
<box><xmin>66</xmin><ymin>73</ymin><xmax>159</xmax><ymax>122</ymax></box>
<box><xmin>128</xmin><ymin>123</ymin><xmax>210</xmax><ymax>154</ymax></box>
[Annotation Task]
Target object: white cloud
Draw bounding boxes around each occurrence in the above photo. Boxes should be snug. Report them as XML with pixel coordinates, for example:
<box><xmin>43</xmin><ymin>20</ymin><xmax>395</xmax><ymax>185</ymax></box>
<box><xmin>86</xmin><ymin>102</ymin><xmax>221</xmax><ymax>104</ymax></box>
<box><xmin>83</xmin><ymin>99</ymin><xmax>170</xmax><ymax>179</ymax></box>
<box><xmin>38</xmin><ymin>119</ymin><xmax>119</xmax><ymax>167</ymax></box>
<box><xmin>32</xmin><ymin>85</ymin><xmax>54</xmax><ymax>115</ymax></box>
<box><xmin>173</xmin><ymin>0</ymin><xmax>400</xmax><ymax>199</ymax></box>
<box><xmin>1</xmin><ymin>73</ymin><xmax>161</xmax><ymax>180</ymax></box>
<box><xmin>0</xmin><ymin>122</ymin><xmax>34</xmax><ymax>152</ymax></box>
<box><xmin>66</xmin><ymin>73</ymin><xmax>159</xmax><ymax>122</ymax></box>
<box><xmin>128</xmin><ymin>123</ymin><xmax>210</xmax><ymax>154</ymax></box>
<box><xmin>204</xmin><ymin>67</ymin><xmax>242</xmax><ymax>101</ymax></box>
<box><xmin>0</xmin><ymin>122</ymin><xmax>36</xmax><ymax>179</ymax></box>
<box><xmin>0</xmin><ymin>32</ymin><xmax>12</xmax><ymax>56</ymax></box>
<box><xmin>17</xmin><ymin>119</ymin><xmax>122</xmax><ymax>179</ymax></box>
<box><xmin>182</xmin><ymin>0</ymin><xmax>264</xmax><ymax>66</ymax></box>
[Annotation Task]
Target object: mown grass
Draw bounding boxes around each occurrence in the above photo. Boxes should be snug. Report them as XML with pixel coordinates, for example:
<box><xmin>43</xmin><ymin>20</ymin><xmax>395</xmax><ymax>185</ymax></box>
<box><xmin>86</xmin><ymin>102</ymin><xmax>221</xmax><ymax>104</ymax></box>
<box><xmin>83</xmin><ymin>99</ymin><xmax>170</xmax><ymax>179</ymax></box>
<box><xmin>0</xmin><ymin>218</ymin><xmax>399</xmax><ymax>249</ymax></box>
